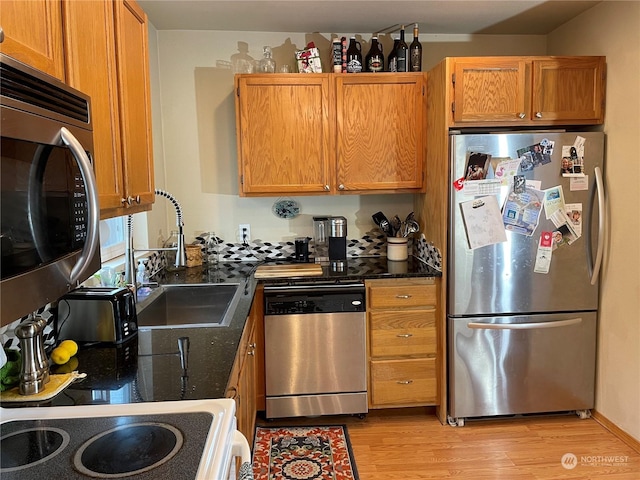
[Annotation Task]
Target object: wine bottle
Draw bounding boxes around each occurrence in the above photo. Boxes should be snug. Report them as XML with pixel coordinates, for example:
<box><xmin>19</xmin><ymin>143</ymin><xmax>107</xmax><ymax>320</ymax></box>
<box><xmin>387</xmin><ymin>38</ymin><xmax>399</xmax><ymax>72</ymax></box>
<box><xmin>396</xmin><ymin>26</ymin><xmax>409</xmax><ymax>72</ymax></box>
<box><xmin>365</xmin><ymin>36</ymin><xmax>384</xmax><ymax>72</ymax></box>
<box><xmin>409</xmin><ymin>23</ymin><xmax>422</xmax><ymax>71</ymax></box>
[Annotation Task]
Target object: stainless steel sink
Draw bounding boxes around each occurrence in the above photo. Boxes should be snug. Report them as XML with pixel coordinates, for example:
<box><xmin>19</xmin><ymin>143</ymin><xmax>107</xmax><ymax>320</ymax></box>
<box><xmin>136</xmin><ymin>283</ymin><xmax>242</xmax><ymax>328</ymax></box>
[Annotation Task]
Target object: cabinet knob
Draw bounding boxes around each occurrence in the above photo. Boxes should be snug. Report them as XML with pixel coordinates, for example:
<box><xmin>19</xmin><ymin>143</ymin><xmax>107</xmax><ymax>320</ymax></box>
<box><xmin>338</xmin><ymin>184</ymin><xmax>345</xmax><ymax>190</ymax></box>
<box><xmin>397</xmin><ymin>380</ymin><xmax>414</xmax><ymax>385</ymax></box>
<box><xmin>324</xmin><ymin>185</ymin><xmax>330</xmax><ymax>191</ymax></box>
<box><xmin>518</xmin><ymin>112</ymin><xmax>526</xmax><ymax>119</ymax></box>
<box><xmin>535</xmin><ymin>112</ymin><xmax>543</xmax><ymax>118</ymax></box>
<box><xmin>124</xmin><ymin>195</ymin><xmax>141</xmax><ymax>205</ymax></box>
<box><xmin>396</xmin><ymin>333</ymin><xmax>413</xmax><ymax>338</ymax></box>
<box><xmin>249</xmin><ymin>343</ymin><xmax>256</xmax><ymax>348</ymax></box>
<box><xmin>0</xmin><ymin>28</ymin><xmax>4</xmax><ymax>43</ymax></box>
<box><xmin>247</xmin><ymin>350</ymin><xmax>255</xmax><ymax>356</ymax></box>
<box><xmin>395</xmin><ymin>294</ymin><xmax>412</xmax><ymax>299</ymax></box>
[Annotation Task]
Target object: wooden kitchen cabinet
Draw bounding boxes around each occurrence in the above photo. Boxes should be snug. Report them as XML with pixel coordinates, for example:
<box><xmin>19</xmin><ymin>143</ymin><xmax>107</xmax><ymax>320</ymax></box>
<box><xmin>0</xmin><ymin>0</ymin><xmax>65</xmax><ymax>80</ymax></box>
<box><xmin>225</xmin><ymin>289</ymin><xmax>261</xmax><ymax>447</ymax></box>
<box><xmin>335</xmin><ymin>74</ymin><xmax>425</xmax><ymax>192</ymax></box>
<box><xmin>63</xmin><ymin>0</ymin><xmax>154</xmax><ymax>218</ymax></box>
<box><xmin>235</xmin><ymin>74</ymin><xmax>332</xmax><ymax>195</ymax></box>
<box><xmin>450</xmin><ymin>56</ymin><xmax>605</xmax><ymax>126</ymax></box>
<box><xmin>366</xmin><ymin>277</ymin><xmax>440</xmax><ymax>409</ymax></box>
<box><xmin>235</xmin><ymin>72</ymin><xmax>425</xmax><ymax>196</ymax></box>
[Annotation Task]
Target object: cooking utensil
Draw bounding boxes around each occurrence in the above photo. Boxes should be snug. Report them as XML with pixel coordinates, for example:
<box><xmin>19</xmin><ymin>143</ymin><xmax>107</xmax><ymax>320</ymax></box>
<box><xmin>372</xmin><ymin>211</ymin><xmax>388</xmax><ymax>227</ymax></box>
<box><xmin>391</xmin><ymin>215</ymin><xmax>402</xmax><ymax>237</ymax></box>
<box><xmin>372</xmin><ymin>211</ymin><xmax>391</xmax><ymax>235</ymax></box>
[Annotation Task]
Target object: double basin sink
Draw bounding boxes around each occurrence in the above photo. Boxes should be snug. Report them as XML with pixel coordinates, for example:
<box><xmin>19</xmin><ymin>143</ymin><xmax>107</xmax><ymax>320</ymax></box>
<box><xmin>135</xmin><ymin>281</ymin><xmax>245</xmax><ymax>329</ymax></box>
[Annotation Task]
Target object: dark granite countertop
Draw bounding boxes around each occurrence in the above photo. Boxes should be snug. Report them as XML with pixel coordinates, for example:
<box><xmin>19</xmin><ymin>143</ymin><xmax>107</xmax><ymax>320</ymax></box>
<box><xmin>3</xmin><ymin>257</ymin><xmax>439</xmax><ymax>409</ymax></box>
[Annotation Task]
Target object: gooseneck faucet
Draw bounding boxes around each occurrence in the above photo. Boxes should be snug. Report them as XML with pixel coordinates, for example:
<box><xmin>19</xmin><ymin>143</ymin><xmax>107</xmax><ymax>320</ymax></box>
<box><xmin>125</xmin><ymin>189</ymin><xmax>187</xmax><ymax>297</ymax></box>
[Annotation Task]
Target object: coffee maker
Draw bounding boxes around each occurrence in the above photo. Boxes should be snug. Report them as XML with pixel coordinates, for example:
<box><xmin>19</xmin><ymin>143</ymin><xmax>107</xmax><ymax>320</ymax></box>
<box><xmin>313</xmin><ymin>216</ymin><xmax>347</xmax><ymax>263</ymax></box>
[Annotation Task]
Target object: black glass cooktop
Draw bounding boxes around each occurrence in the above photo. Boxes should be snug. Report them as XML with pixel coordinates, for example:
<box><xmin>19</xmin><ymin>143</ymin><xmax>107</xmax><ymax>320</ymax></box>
<box><xmin>0</xmin><ymin>412</ymin><xmax>212</xmax><ymax>480</ymax></box>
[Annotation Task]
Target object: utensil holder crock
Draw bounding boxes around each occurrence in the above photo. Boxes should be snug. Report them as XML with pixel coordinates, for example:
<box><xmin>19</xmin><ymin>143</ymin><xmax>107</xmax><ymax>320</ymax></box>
<box><xmin>387</xmin><ymin>237</ymin><xmax>408</xmax><ymax>261</ymax></box>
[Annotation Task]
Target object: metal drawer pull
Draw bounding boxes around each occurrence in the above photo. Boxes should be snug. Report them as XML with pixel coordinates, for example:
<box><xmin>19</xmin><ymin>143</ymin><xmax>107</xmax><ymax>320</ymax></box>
<box><xmin>397</xmin><ymin>380</ymin><xmax>413</xmax><ymax>385</ymax></box>
<box><xmin>467</xmin><ymin>317</ymin><xmax>582</xmax><ymax>330</ymax></box>
<box><xmin>249</xmin><ymin>343</ymin><xmax>256</xmax><ymax>348</ymax></box>
<box><xmin>396</xmin><ymin>333</ymin><xmax>413</xmax><ymax>338</ymax></box>
<box><xmin>395</xmin><ymin>294</ymin><xmax>412</xmax><ymax>299</ymax></box>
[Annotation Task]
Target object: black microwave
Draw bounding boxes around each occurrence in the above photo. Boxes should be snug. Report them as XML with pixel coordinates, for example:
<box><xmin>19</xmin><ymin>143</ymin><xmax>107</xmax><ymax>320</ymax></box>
<box><xmin>0</xmin><ymin>54</ymin><xmax>101</xmax><ymax>326</ymax></box>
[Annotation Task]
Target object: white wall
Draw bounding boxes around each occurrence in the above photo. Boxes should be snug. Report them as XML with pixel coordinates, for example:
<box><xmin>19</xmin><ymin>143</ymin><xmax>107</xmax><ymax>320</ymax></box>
<box><xmin>145</xmin><ymin>30</ymin><xmax>545</xmax><ymax>244</ymax></box>
<box><xmin>548</xmin><ymin>1</ymin><xmax>640</xmax><ymax>441</ymax></box>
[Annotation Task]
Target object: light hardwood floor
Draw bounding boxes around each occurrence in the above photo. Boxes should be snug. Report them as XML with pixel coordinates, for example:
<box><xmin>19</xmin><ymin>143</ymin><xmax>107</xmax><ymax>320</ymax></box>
<box><xmin>257</xmin><ymin>408</ymin><xmax>640</xmax><ymax>479</ymax></box>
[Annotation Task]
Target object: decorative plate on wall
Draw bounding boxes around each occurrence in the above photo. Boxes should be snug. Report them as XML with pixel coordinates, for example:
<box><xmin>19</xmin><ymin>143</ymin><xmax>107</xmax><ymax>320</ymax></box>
<box><xmin>272</xmin><ymin>199</ymin><xmax>300</xmax><ymax>219</ymax></box>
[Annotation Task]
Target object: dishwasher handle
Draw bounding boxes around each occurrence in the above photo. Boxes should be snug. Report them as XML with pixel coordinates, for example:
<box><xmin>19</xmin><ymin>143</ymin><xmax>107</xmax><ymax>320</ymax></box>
<box><xmin>467</xmin><ymin>317</ymin><xmax>582</xmax><ymax>330</ymax></box>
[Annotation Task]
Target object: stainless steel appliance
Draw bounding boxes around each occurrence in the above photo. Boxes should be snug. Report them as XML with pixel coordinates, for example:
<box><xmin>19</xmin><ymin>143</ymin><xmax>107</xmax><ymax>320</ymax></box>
<box><xmin>328</xmin><ymin>216</ymin><xmax>348</xmax><ymax>261</ymax></box>
<box><xmin>0</xmin><ymin>399</ymin><xmax>251</xmax><ymax>480</ymax></box>
<box><xmin>312</xmin><ymin>215</ymin><xmax>330</xmax><ymax>263</ymax></box>
<box><xmin>264</xmin><ymin>283</ymin><xmax>367</xmax><ymax>418</ymax></box>
<box><xmin>0</xmin><ymin>54</ymin><xmax>100</xmax><ymax>326</ymax></box>
<box><xmin>448</xmin><ymin>131</ymin><xmax>604</xmax><ymax>425</ymax></box>
<box><xmin>313</xmin><ymin>215</ymin><xmax>348</xmax><ymax>263</ymax></box>
<box><xmin>57</xmin><ymin>287</ymin><xmax>138</xmax><ymax>344</ymax></box>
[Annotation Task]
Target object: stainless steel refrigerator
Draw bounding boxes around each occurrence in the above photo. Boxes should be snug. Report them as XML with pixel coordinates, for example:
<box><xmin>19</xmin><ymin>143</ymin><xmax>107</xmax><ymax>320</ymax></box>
<box><xmin>447</xmin><ymin>131</ymin><xmax>605</xmax><ymax>425</ymax></box>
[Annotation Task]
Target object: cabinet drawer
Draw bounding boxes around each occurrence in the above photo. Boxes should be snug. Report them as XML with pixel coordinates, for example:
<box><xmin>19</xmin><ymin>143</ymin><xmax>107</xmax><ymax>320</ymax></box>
<box><xmin>369</xmin><ymin>283</ymin><xmax>436</xmax><ymax>309</ymax></box>
<box><xmin>370</xmin><ymin>310</ymin><xmax>436</xmax><ymax>357</ymax></box>
<box><xmin>370</xmin><ymin>358</ymin><xmax>437</xmax><ymax>406</ymax></box>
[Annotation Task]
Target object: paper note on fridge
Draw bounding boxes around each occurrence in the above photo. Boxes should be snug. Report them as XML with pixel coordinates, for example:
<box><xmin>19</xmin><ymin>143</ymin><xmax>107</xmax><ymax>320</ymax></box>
<box><xmin>543</xmin><ymin>186</ymin><xmax>566</xmax><ymax>219</ymax></box>
<box><xmin>460</xmin><ymin>196</ymin><xmax>507</xmax><ymax>250</ymax></box>
<box><xmin>502</xmin><ymin>187</ymin><xmax>545</xmax><ymax>236</ymax></box>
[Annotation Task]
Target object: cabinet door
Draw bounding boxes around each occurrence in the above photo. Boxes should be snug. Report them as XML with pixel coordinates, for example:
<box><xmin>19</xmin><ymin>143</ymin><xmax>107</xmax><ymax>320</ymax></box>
<box><xmin>236</xmin><ymin>74</ymin><xmax>332</xmax><ymax>195</ymax></box>
<box><xmin>63</xmin><ymin>0</ymin><xmax>125</xmax><ymax>211</ymax></box>
<box><xmin>531</xmin><ymin>57</ymin><xmax>605</xmax><ymax>124</ymax></box>
<box><xmin>0</xmin><ymin>0</ymin><xmax>65</xmax><ymax>80</ymax></box>
<box><xmin>335</xmin><ymin>74</ymin><xmax>425</xmax><ymax>192</ymax></box>
<box><xmin>452</xmin><ymin>58</ymin><xmax>529</xmax><ymax>124</ymax></box>
<box><xmin>113</xmin><ymin>0</ymin><xmax>154</xmax><ymax>212</ymax></box>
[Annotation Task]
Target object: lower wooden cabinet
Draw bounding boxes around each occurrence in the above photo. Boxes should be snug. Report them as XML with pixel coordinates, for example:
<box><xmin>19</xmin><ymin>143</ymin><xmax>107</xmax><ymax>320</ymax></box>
<box><xmin>366</xmin><ymin>278</ymin><xmax>440</xmax><ymax>409</ymax></box>
<box><xmin>370</xmin><ymin>357</ymin><xmax>437</xmax><ymax>406</ymax></box>
<box><xmin>225</xmin><ymin>295</ymin><xmax>260</xmax><ymax>447</ymax></box>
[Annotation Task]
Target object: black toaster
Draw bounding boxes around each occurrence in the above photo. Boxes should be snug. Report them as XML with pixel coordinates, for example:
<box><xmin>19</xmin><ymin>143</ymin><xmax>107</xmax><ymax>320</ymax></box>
<box><xmin>57</xmin><ymin>287</ymin><xmax>137</xmax><ymax>344</ymax></box>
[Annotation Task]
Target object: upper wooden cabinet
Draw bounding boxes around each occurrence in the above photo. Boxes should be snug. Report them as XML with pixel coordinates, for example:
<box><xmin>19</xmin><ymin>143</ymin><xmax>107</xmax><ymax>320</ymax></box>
<box><xmin>235</xmin><ymin>75</ymin><xmax>332</xmax><ymax>195</ymax></box>
<box><xmin>235</xmin><ymin>73</ymin><xmax>426</xmax><ymax>196</ymax></box>
<box><xmin>63</xmin><ymin>0</ymin><xmax>154</xmax><ymax>219</ymax></box>
<box><xmin>450</xmin><ymin>56</ymin><xmax>606</xmax><ymax>126</ymax></box>
<box><xmin>0</xmin><ymin>0</ymin><xmax>65</xmax><ymax>80</ymax></box>
<box><xmin>335</xmin><ymin>75</ymin><xmax>425</xmax><ymax>192</ymax></box>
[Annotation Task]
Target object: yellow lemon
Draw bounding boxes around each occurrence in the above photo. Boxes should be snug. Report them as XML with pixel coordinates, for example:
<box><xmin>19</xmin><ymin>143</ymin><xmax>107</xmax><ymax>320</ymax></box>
<box><xmin>55</xmin><ymin>356</ymin><xmax>79</xmax><ymax>373</ymax></box>
<box><xmin>59</xmin><ymin>339</ymin><xmax>79</xmax><ymax>357</ymax></box>
<box><xmin>51</xmin><ymin>347</ymin><xmax>71</xmax><ymax>365</ymax></box>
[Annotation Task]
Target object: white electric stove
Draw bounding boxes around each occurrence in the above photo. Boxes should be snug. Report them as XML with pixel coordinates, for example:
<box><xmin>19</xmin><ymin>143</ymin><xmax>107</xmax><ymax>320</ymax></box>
<box><xmin>0</xmin><ymin>399</ymin><xmax>250</xmax><ymax>479</ymax></box>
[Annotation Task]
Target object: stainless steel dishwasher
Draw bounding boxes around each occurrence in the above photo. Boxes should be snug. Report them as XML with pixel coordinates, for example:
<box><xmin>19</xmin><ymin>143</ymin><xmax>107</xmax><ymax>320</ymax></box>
<box><xmin>264</xmin><ymin>282</ymin><xmax>368</xmax><ymax>418</ymax></box>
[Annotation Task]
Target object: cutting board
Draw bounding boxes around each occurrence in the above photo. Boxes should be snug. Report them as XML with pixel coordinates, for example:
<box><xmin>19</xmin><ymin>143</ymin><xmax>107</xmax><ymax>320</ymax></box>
<box><xmin>254</xmin><ymin>264</ymin><xmax>323</xmax><ymax>279</ymax></box>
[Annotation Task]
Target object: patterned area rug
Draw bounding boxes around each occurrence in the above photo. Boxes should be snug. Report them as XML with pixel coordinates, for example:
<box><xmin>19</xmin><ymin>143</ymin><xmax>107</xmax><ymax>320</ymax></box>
<box><xmin>252</xmin><ymin>425</ymin><xmax>359</xmax><ymax>480</ymax></box>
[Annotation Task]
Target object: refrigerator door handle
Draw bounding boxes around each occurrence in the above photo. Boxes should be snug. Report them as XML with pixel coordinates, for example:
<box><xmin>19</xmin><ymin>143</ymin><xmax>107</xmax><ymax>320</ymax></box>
<box><xmin>467</xmin><ymin>317</ymin><xmax>582</xmax><ymax>330</ymax></box>
<box><xmin>589</xmin><ymin>166</ymin><xmax>606</xmax><ymax>285</ymax></box>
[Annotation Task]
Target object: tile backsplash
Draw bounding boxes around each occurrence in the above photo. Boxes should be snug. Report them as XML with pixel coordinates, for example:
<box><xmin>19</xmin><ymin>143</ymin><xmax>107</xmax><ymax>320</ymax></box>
<box><xmin>1</xmin><ymin>232</ymin><xmax>442</xmax><ymax>350</ymax></box>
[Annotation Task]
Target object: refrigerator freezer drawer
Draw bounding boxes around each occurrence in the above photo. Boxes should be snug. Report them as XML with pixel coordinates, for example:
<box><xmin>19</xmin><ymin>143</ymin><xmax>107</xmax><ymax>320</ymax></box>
<box><xmin>448</xmin><ymin>312</ymin><xmax>596</xmax><ymax>419</ymax></box>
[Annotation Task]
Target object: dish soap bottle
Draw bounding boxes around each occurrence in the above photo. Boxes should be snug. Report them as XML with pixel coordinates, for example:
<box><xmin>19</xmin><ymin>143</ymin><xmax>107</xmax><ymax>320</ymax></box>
<box><xmin>259</xmin><ymin>46</ymin><xmax>276</xmax><ymax>73</ymax></box>
<box><xmin>136</xmin><ymin>260</ymin><xmax>147</xmax><ymax>286</ymax></box>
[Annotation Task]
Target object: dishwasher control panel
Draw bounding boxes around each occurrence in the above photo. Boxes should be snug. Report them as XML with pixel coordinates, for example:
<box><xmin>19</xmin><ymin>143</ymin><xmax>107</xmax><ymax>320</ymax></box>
<box><xmin>264</xmin><ymin>283</ymin><xmax>365</xmax><ymax>315</ymax></box>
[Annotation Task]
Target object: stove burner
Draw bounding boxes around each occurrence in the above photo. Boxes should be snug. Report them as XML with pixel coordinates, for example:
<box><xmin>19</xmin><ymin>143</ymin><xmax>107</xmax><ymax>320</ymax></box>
<box><xmin>0</xmin><ymin>427</ymin><xmax>70</xmax><ymax>473</ymax></box>
<box><xmin>73</xmin><ymin>422</ymin><xmax>183</xmax><ymax>478</ymax></box>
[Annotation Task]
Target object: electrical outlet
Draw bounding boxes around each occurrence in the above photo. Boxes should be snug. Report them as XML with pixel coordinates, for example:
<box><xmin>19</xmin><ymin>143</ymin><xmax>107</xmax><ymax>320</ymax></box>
<box><xmin>239</xmin><ymin>224</ymin><xmax>251</xmax><ymax>243</ymax></box>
